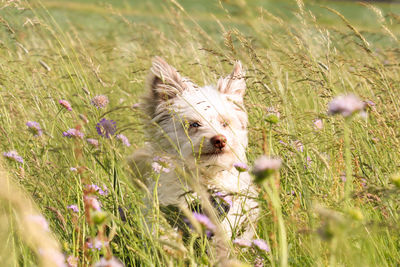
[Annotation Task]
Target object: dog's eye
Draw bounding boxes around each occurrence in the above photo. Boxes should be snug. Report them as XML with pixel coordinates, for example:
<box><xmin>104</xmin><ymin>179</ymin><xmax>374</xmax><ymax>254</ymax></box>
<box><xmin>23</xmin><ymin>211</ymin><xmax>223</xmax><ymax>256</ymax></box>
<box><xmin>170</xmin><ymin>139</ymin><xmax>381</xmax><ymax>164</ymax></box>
<box><xmin>190</xmin><ymin>122</ymin><xmax>201</xmax><ymax>128</ymax></box>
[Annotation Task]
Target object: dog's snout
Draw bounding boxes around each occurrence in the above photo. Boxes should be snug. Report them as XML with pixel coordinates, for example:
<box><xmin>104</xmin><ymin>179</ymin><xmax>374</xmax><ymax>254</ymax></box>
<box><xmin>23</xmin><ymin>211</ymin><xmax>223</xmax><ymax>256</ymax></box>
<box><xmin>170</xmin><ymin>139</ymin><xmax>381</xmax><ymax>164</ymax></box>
<box><xmin>211</xmin><ymin>134</ymin><xmax>227</xmax><ymax>149</ymax></box>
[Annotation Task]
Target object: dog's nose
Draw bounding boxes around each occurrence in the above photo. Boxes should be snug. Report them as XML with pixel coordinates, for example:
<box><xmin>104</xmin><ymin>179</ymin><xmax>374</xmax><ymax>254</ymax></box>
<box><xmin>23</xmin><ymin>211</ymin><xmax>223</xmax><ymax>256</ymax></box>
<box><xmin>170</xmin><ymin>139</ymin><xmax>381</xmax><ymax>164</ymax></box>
<box><xmin>211</xmin><ymin>134</ymin><xmax>227</xmax><ymax>149</ymax></box>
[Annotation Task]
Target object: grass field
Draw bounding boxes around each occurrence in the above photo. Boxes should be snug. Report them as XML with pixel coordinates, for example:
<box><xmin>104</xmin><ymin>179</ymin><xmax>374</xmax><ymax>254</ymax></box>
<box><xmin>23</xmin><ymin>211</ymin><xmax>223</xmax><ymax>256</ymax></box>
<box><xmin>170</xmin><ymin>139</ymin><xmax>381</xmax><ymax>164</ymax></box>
<box><xmin>1</xmin><ymin>0</ymin><xmax>400</xmax><ymax>266</ymax></box>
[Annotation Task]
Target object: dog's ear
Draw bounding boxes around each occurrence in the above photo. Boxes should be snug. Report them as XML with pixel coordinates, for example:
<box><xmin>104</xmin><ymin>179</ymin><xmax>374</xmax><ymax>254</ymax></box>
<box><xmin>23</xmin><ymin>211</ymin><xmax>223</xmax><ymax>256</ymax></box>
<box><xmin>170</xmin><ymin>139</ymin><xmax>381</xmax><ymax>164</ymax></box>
<box><xmin>148</xmin><ymin>57</ymin><xmax>191</xmax><ymax>101</ymax></box>
<box><xmin>217</xmin><ymin>61</ymin><xmax>246</xmax><ymax>98</ymax></box>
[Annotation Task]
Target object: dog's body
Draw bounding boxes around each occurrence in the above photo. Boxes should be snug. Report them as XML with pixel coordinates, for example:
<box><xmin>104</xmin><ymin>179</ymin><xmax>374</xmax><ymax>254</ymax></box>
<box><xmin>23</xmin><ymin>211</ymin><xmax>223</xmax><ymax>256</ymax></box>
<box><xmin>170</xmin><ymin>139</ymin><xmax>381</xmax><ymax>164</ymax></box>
<box><xmin>129</xmin><ymin>57</ymin><xmax>258</xmax><ymax>239</ymax></box>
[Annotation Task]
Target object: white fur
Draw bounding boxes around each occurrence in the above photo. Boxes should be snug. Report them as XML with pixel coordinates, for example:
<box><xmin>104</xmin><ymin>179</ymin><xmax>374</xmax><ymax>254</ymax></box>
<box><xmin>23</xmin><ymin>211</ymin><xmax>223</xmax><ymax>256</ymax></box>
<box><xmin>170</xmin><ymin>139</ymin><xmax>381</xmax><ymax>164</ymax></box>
<box><xmin>129</xmin><ymin>57</ymin><xmax>258</xmax><ymax>239</ymax></box>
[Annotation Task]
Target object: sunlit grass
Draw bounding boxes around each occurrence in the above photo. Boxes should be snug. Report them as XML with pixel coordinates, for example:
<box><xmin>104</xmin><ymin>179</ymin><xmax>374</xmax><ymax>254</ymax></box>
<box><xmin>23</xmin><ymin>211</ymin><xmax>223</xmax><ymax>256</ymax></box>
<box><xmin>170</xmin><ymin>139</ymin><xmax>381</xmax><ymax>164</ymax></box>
<box><xmin>1</xmin><ymin>0</ymin><xmax>400</xmax><ymax>266</ymax></box>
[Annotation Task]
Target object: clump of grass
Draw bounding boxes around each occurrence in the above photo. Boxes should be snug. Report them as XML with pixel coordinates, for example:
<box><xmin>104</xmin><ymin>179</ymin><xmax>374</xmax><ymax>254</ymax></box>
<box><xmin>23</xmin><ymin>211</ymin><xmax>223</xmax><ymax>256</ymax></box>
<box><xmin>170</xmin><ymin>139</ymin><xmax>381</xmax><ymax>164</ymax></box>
<box><xmin>0</xmin><ymin>0</ymin><xmax>400</xmax><ymax>265</ymax></box>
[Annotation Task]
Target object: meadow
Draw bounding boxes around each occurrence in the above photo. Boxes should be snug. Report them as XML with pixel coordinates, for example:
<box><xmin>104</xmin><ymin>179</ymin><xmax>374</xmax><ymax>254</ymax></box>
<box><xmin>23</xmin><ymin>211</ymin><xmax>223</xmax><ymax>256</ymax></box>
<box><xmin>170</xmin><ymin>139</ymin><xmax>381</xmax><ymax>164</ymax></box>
<box><xmin>1</xmin><ymin>0</ymin><xmax>400</xmax><ymax>266</ymax></box>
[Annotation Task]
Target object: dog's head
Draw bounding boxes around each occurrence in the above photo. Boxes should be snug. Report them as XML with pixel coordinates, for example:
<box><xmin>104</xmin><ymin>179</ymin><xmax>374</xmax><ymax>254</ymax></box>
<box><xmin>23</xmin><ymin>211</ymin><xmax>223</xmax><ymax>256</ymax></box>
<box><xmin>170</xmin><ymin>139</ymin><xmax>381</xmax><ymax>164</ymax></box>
<box><xmin>144</xmin><ymin>57</ymin><xmax>248</xmax><ymax>172</ymax></box>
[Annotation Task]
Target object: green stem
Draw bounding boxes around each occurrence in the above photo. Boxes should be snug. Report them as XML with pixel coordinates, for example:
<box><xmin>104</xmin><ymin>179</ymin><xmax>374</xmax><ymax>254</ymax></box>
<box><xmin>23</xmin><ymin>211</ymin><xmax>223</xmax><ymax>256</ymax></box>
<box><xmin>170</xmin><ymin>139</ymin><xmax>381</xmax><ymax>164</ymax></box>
<box><xmin>344</xmin><ymin>118</ymin><xmax>352</xmax><ymax>202</ymax></box>
<box><xmin>264</xmin><ymin>175</ymin><xmax>288</xmax><ymax>267</ymax></box>
<box><xmin>269</xmin><ymin>124</ymin><xmax>273</xmax><ymax>156</ymax></box>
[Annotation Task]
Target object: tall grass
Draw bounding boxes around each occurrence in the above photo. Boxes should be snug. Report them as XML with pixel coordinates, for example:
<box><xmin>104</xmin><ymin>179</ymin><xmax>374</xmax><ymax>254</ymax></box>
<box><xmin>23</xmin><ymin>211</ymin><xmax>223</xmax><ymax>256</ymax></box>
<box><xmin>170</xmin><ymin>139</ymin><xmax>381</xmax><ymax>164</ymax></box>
<box><xmin>0</xmin><ymin>0</ymin><xmax>400</xmax><ymax>265</ymax></box>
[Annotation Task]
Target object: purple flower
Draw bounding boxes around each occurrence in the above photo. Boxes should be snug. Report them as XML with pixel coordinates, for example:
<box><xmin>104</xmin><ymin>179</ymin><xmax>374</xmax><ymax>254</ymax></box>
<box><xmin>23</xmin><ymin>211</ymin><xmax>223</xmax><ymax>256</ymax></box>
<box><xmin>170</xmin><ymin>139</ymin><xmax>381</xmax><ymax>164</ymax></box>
<box><xmin>86</xmin><ymin>184</ymin><xmax>108</xmax><ymax>196</ymax></box>
<box><xmin>91</xmin><ymin>95</ymin><xmax>109</xmax><ymax>109</ymax></box>
<box><xmin>292</xmin><ymin>140</ymin><xmax>303</xmax><ymax>152</ymax></box>
<box><xmin>93</xmin><ymin>257</ymin><xmax>123</xmax><ymax>267</ymax></box>
<box><xmin>313</xmin><ymin>119</ymin><xmax>323</xmax><ymax>130</ymax></box>
<box><xmin>152</xmin><ymin>156</ymin><xmax>171</xmax><ymax>173</ymax></box>
<box><xmin>279</xmin><ymin>140</ymin><xmax>288</xmax><ymax>146</ymax></box>
<box><xmin>193</xmin><ymin>212</ymin><xmax>216</xmax><ymax>231</ymax></box>
<box><xmin>116</xmin><ymin>134</ymin><xmax>131</xmax><ymax>147</ymax></box>
<box><xmin>305</xmin><ymin>156</ymin><xmax>312</xmax><ymax>169</ymax></box>
<box><xmin>26</xmin><ymin>121</ymin><xmax>43</xmax><ymax>137</ymax></box>
<box><xmin>252</xmin><ymin>239</ymin><xmax>270</xmax><ymax>252</ymax></box>
<box><xmin>233</xmin><ymin>238</ymin><xmax>252</xmax><ymax>247</ymax></box>
<box><xmin>87</xmin><ymin>238</ymin><xmax>109</xmax><ymax>251</ymax></box>
<box><xmin>151</xmin><ymin>162</ymin><xmax>170</xmax><ymax>173</ymax></box>
<box><xmin>233</xmin><ymin>162</ymin><xmax>249</xmax><ymax>172</ymax></box>
<box><xmin>86</xmin><ymin>138</ymin><xmax>99</xmax><ymax>147</ymax></box>
<box><xmin>328</xmin><ymin>94</ymin><xmax>365</xmax><ymax>117</ymax></box>
<box><xmin>59</xmin><ymin>99</ymin><xmax>72</xmax><ymax>111</ymax></box>
<box><xmin>364</xmin><ymin>100</ymin><xmax>376</xmax><ymax>107</ymax></box>
<box><xmin>360</xmin><ymin>178</ymin><xmax>367</xmax><ymax>188</ymax></box>
<box><xmin>70</xmin><ymin>167</ymin><xmax>77</xmax><ymax>172</ymax></box>
<box><xmin>84</xmin><ymin>195</ymin><xmax>101</xmax><ymax>211</ymax></box>
<box><xmin>215</xmin><ymin>192</ymin><xmax>233</xmax><ymax>207</ymax></box>
<box><xmin>152</xmin><ymin>162</ymin><xmax>162</xmax><ymax>173</ymax></box>
<box><xmin>252</xmin><ymin>155</ymin><xmax>282</xmax><ymax>183</ymax></box>
<box><xmin>63</xmin><ymin>128</ymin><xmax>84</xmax><ymax>139</ymax></box>
<box><xmin>102</xmin><ymin>185</ymin><xmax>109</xmax><ymax>195</ymax></box>
<box><xmin>3</xmin><ymin>150</ymin><xmax>24</xmax><ymax>163</ymax></box>
<box><xmin>67</xmin><ymin>205</ymin><xmax>79</xmax><ymax>213</ymax></box>
<box><xmin>96</xmin><ymin>118</ymin><xmax>116</xmax><ymax>138</ymax></box>
<box><xmin>66</xmin><ymin>255</ymin><xmax>78</xmax><ymax>267</ymax></box>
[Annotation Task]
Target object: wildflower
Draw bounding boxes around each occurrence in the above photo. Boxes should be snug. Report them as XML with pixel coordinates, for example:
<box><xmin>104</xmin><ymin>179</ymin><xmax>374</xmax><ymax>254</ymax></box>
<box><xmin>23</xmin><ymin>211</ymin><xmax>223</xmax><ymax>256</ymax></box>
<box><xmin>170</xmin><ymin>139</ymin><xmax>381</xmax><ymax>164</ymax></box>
<box><xmin>151</xmin><ymin>162</ymin><xmax>170</xmax><ymax>174</ymax></box>
<box><xmin>233</xmin><ymin>238</ymin><xmax>252</xmax><ymax>247</ymax></box>
<box><xmin>84</xmin><ymin>195</ymin><xmax>101</xmax><ymax>211</ymax></box>
<box><xmin>102</xmin><ymin>185</ymin><xmax>109</xmax><ymax>195</ymax></box>
<box><xmin>26</xmin><ymin>121</ymin><xmax>43</xmax><ymax>137</ymax></box>
<box><xmin>96</xmin><ymin>118</ymin><xmax>117</xmax><ymax>138</ymax></box>
<box><xmin>266</xmin><ymin>107</ymin><xmax>280</xmax><ymax>118</ymax></box>
<box><xmin>67</xmin><ymin>205</ymin><xmax>79</xmax><ymax>213</ymax></box>
<box><xmin>3</xmin><ymin>150</ymin><xmax>24</xmax><ymax>163</ymax></box>
<box><xmin>279</xmin><ymin>140</ymin><xmax>288</xmax><ymax>146</ymax></box>
<box><xmin>327</xmin><ymin>94</ymin><xmax>365</xmax><ymax>117</ymax></box>
<box><xmin>364</xmin><ymin>100</ymin><xmax>376</xmax><ymax>108</ymax></box>
<box><xmin>86</xmin><ymin>184</ymin><xmax>108</xmax><ymax>196</ymax></box>
<box><xmin>305</xmin><ymin>156</ymin><xmax>312</xmax><ymax>168</ymax></box>
<box><xmin>87</xmin><ymin>237</ymin><xmax>109</xmax><ymax>251</ymax></box>
<box><xmin>313</xmin><ymin>119</ymin><xmax>323</xmax><ymax>130</ymax></box>
<box><xmin>360</xmin><ymin>178</ymin><xmax>367</xmax><ymax>188</ymax></box>
<box><xmin>252</xmin><ymin>239</ymin><xmax>270</xmax><ymax>252</ymax></box>
<box><xmin>93</xmin><ymin>257</ymin><xmax>123</xmax><ymax>267</ymax></box>
<box><xmin>63</xmin><ymin>128</ymin><xmax>84</xmax><ymax>139</ymax></box>
<box><xmin>70</xmin><ymin>167</ymin><xmax>77</xmax><ymax>172</ymax></box>
<box><xmin>66</xmin><ymin>255</ymin><xmax>78</xmax><ymax>267</ymax></box>
<box><xmin>340</xmin><ymin>173</ymin><xmax>346</xmax><ymax>182</ymax></box>
<box><xmin>254</xmin><ymin>256</ymin><xmax>265</xmax><ymax>267</ymax></box>
<box><xmin>91</xmin><ymin>95</ymin><xmax>109</xmax><ymax>109</ymax></box>
<box><xmin>233</xmin><ymin>162</ymin><xmax>248</xmax><ymax>172</ymax></box>
<box><xmin>132</xmin><ymin>103</ymin><xmax>140</xmax><ymax>109</ymax></box>
<box><xmin>193</xmin><ymin>212</ymin><xmax>216</xmax><ymax>231</ymax></box>
<box><xmin>214</xmin><ymin>191</ymin><xmax>233</xmax><ymax>207</ymax></box>
<box><xmin>252</xmin><ymin>155</ymin><xmax>282</xmax><ymax>183</ymax></box>
<box><xmin>59</xmin><ymin>99</ymin><xmax>72</xmax><ymax>111</ymax></box>
<box><xmin>116</xmin><ymin>134</ymin><xmax>131</xmax><ymax>147</ymax></box>
<box><xmin>292</xmin><ymin>140</ymin><xmax>303</xmax><ymax>152</ymax></box>
<box><xmin>87</xmin><ymin>138</ymin><xmax>99</xmax><ymax>147</ymax></box>
<box><xmin>27</xmin><ymin>214</ymin><xmax>49</xmax><ymax>231</ymax></box>
<box><xmin>152</xmin><ymin>162</ymin><xmax>163</xmax><ymax>173</ymax></box>
<box><xmin>265</xmin><ymin>107</ymin><xmax>280</xmax><ymax>124</ymax></box>
<box><xmin>152</xmin><ymin>156</ymin><xmax>171</xmax><ymax>173</ymax></box>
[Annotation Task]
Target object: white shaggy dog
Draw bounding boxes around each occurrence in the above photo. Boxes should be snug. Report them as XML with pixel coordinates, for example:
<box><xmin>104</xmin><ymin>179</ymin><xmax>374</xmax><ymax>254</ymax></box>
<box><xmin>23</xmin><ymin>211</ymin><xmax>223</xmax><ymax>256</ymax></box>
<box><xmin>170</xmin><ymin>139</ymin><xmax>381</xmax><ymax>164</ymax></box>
<box><xmin>129</xmin><ymin>57</ymin><xmax>258</xmax><ymax>240</ymax></box>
